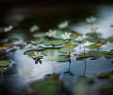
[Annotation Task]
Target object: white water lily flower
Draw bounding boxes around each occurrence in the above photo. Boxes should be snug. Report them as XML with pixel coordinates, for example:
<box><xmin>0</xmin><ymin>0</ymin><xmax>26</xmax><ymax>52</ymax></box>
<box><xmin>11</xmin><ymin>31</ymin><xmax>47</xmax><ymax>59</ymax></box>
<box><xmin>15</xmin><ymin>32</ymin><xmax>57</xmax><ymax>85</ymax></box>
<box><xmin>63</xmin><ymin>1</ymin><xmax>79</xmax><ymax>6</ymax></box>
<box><xmin>86</xmin><ymin>16</ymin><xmax>96</xmax><ymax>24</ymax></box>
<box><xmin>58</xmin><ymin>21</ymin><xmax>69</xmax><ymax>29</ymax></box>
<box><xmin>30</xmin><ymin>25</ymin><xmax>39</xmax><ymax>32</ymax></box>
<box><xmin>4</xmin><ymin>25</ymin><xmax>13</xmax><ymax>32</ymax></box>
<box><xmin>76</xmin><ymin>36</ymin><xmax>83</xmax><ymax>41</ymax></box>
<box><xmin>61</xmin><ymin>32</ymin><xmax>71</xmax><ymax>40</ymax></box>
<box><xmin>46</xmin><ymin>29</ymin><xmax>56</xmax><ymax>38</ymax></box>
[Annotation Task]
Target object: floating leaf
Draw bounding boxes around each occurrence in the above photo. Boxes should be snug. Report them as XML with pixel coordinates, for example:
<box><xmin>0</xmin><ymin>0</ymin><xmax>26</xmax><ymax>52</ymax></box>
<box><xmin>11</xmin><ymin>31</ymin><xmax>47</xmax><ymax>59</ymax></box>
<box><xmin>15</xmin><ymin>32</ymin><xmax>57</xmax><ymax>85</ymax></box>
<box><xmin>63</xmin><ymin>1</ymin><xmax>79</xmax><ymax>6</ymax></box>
<box><xmin>71</xmin><ymin>32</ymin><xmax>82</xmax><ymax>39</ymax></box>
<box><xmin>31</xmin><ymin>79</ymin><xmax>63</xmax><ymax>95</ymax></box>
<box><xmin>107</xmin><ymin>36</ymin><xmax>113</xmax><ymax>43</ymax></box>
<box><xmin>64</xmin><ymin>43</ymin><xmax>75</xmax><ymax>50</ymax></box>
<box><xmin>56</xmin><ymin>55</ymin><xmax>70</xmax><ymax>62</ymax></box>
<box><xmin>86</xmin><ymin>43</ymin><xmax>103</xmax><ymax>49</ymax></box>
<box><xmin>0</xmin><ymin>60</ymin><xmax>10</xmax><ymax>68</ymax></box>
<box><xmin>109</xmin><ymin>49</ymin><xmax>113</xmax><ymax>55</ymax></box>
<box><xmin>97</xmin><ymin>71</ymin><xmax>113</xmax><ymax>79</ymax></box>
<box><xmin>86</xmin><ymin>32</ymin><xmax>101</xmax><ymax>38</ymax></box>
<box><xmin>76</xmin><ymin>76</ymin><xmax>94</xmax><ymax>84</ymax></box>
<box><xmin>41</xmin><ymin>49</ymin><xmax>58</xmax><ymax>56</ymax></box>
<box><xmin>24</xmin><ymin>50</ymin><xmax>36</xmax><ymax>57</ymax></box>
<box><xmin>43</xmin><ymin>39</ymin><xmax>64</xmax><ymax>46</ymax></box>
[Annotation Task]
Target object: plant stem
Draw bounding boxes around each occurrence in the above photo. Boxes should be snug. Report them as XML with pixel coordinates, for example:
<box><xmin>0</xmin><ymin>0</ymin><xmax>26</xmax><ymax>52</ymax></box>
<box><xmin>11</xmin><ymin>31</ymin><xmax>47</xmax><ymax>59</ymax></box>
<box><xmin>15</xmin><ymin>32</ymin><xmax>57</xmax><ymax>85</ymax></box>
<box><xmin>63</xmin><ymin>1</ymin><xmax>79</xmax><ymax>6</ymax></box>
<box><xmin>83</xmin><ymin>59</ymin><xmax>87</xmax><ymax>77</ymax></box>
<box><xmin>82</xmin><ymin>36</ymin><xmax>87</xmax><ymax>77</ymax></box>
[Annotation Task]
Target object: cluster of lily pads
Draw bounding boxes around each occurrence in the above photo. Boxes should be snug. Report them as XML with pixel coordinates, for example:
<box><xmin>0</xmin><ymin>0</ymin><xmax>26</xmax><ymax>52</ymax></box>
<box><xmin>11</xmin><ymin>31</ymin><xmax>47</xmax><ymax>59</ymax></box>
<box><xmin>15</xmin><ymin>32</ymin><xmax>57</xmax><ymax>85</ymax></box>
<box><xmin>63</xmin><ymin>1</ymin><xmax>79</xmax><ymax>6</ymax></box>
<box><xmin>0</xmin><ymin>16</ymin><xmax>113</xmax><ymax>95</ymax></box>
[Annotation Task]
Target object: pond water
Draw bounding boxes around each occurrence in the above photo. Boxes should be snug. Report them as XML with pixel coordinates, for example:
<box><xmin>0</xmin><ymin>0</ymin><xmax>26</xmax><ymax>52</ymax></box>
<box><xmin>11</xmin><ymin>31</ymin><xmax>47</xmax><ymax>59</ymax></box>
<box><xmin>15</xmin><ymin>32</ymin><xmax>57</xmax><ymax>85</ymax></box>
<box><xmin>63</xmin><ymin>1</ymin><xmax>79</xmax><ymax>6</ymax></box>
<box><xmin>0</xmin><ymin>3</ymin><xmax>113</xmax><ymax>95</ymax></box>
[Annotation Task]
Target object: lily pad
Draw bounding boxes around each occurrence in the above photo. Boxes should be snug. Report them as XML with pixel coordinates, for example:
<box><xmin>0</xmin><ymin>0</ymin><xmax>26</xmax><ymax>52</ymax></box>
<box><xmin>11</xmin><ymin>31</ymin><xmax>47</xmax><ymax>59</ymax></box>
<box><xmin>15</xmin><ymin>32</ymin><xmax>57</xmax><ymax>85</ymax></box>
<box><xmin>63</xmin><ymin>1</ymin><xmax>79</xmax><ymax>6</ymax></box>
<box><xmin>0</xmin><ymin>60</ymin><xmax>10</xmax><ymax>68</ymax></box>
<box><xmin>107</xmin><ymin>36</ymin><xmax>113</xmax><ymax>43</ymax></box>
<box><xmin>56</xmin><ymin>55</ymin><xmax>70</xmax><ymax>62</ymax></box>
<box><xmin>71</xmin><ymin>32</ymin><xmax>82</xmax><ymax>39</ymax></box>
<box><xmin>77</xmin><ymin>51</ymin><xmax>108</xmax><ymax>60</ymax></box>
<box><xmin>77</xmin><ymin>53</ymin><xmax>91</xmax><ymax>60</ymax></box>
<box><xmin>85</xmin><ymin>37</ymin><xmax>106</xmax><ymax>44</ymax></box>
<box><xmin>97</xmin><ymin>71</ymin><xmax>113</xmax><ymax>79</ymax></box>
<box><xmin>86</xmin><ymin>42</ymin><xmax>104</xmax><ymax>49</ymax></box>
<box><xmin>43</xmin><ymin>39</ymin><xmax>64</xmax><ymax>46</ymax></box>
<box><xmin>41</xmin><ymin>49</ymin><xmax>59</xmax><ymax>56</ymax></box>
<box><xmin>109</xmin><ymin>49</ymin><xmax>113</xmax><ymax>55</ymax></box>
<box><xmin>30</xmin><ymin>79</ymin><xmax>63</xmax><ymax>95</ymax></box>
<box><xmin>59</xmin><ymin>48</ymin><xmax>69</xmax><ymax>53</ymax></box>
<box><xmin>86</xmin><ymin>32</ymin><xmax>102</xmax><ymax>38</ymax></box>
<box><xmin>76</xmin><ymin>76</ymin><xmax>94</xmax><ymax>85</ymax></box>
<box><xmin>24</xmin><ymin>50</ymin><xmax>37</xmax><ymax>57</ymax></box>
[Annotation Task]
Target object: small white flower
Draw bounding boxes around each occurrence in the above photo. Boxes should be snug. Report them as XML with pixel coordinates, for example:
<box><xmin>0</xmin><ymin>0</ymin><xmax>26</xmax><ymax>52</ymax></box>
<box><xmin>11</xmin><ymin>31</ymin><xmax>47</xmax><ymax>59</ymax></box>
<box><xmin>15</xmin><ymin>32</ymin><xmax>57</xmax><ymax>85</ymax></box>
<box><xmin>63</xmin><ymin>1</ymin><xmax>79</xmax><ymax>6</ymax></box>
<box><xmin>46</xmin><ymin>29</ymin><xmax>56</xmax><ymax>38</ymax></box>
<box><xmin>30</xmin><ymin>25</ymin><xmax>39</xmax><ymax>32</ymax></box>
<box><xmin>86</xmin><ymin>16</ymin><xmax>96</xmax><ymax>24</ymax></box>
<box><xmin>61</xmin><ymin>32</ymin><xmax>71</xmax><ymax>40</ymax></box>
<box><xmin>4</xmin><ymin>25</ymin><xmax>13</xmax><ymax>32</ymax></box>
<box><xmin>76</xmin><ymin>36</ymin><xmax>83</xmax><ymax>41</ymax></box>
<box><xmin>33</xmin><ymin>52</ymin><xmax>42</xmax><ymax>58</ymax></box>
<box><xmin>58</xmin><ymin>21</ymin><xmax>69</xmax><ymax>29</ymax></box>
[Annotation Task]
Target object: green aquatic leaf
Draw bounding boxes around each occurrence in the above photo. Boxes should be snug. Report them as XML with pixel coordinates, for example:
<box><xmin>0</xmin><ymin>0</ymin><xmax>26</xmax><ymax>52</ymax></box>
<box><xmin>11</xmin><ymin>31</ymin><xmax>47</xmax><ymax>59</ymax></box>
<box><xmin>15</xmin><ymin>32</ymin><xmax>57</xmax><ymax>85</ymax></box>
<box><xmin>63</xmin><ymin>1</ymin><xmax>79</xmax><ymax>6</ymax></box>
<box><xmin>97</xmin><ymin>71</ymin><xmax>113</xmax><ymax>79</ymax></box>
<box><xmin>86</xmin><ymin>32</ymin><xmax>102</xmax><ymax>38</ymax></box>
<box><xmin>31</xmin><ymin>79</ymin><xmax>63</xmax><ymax>95</ymax></box>
<box><xmin>64</xmin><ymin>43</ymin><xmax>75</xmax><ymax>50</ymax></box>
<box><xmin>77</xmin><ymin>51</ymin><xmax>109</xmax><ymax>60</ymax></box>
<box><xmin>76</xmin><ymin>76</ymin><xmax>94</xmax><ymax>84</ymax></box>
<box><xmin>56</xmin><ymin>55</ymin><xmax>70</xmax><ymax>62</ymax></box>
<box><xmin>71</xmin><ymin>32</ymin><xmax>82</xmax><ymax>39</ymax></box>
<box><xmin>41</xmin><ymin>49</ymin><xmax>59</xmax><ymax>56</ymax></box>
<box><xmin>86</xmin><ymin>43</ymin><xmax>103</xmax><ymax>49</ymax></box>
<box><xmin>107</xmin><ymin>36</ymin><xmax>113</xmax><ymax>43</ymax></box>
<box><xmin>109</xmin><ymin>49</ymin><xmax>113</xmax><ymax>55</ymax></box>
<box><xmin>43</xmin><ymin>39</ymin><xmax>64</xmax><ymax>46</ymax></box>
<box><xmin>0</xmin><ymin>60</ymin><xmax>10</xmax><ymax>67</ymax></box>
<box><xmin>24</xmin><ymin>50</ymin><xmax>36</xmax><ymax>57</ymax></box>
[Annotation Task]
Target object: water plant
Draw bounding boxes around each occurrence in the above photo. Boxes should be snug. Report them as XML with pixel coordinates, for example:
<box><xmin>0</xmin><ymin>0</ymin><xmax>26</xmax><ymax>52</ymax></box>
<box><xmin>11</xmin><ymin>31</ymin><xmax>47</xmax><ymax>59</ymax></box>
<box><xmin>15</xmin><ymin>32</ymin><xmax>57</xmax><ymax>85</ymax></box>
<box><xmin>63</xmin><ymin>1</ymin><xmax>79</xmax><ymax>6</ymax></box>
<box><xmin>61</xmin><ymin>32</ymin><xmax>74</xmax><ymax>76</ymax></box>
<box><xmin>58</xmin><ymin>21</ymin><xmax>69</xmax><ymax>29</ymax></box>
<box><xmin>4</xmin><ymin>25</ymin><xmax>13</xmax><ymax>32</ymax></box>
<box><xmin>32</xmin><ymin>52</ymin><xmax>43</xmax><ymax>64</ymax></box>
<box><xmin>30</xmin><ymin>25</ymin><xmax>39</xmax><ymax>32</ymax></box>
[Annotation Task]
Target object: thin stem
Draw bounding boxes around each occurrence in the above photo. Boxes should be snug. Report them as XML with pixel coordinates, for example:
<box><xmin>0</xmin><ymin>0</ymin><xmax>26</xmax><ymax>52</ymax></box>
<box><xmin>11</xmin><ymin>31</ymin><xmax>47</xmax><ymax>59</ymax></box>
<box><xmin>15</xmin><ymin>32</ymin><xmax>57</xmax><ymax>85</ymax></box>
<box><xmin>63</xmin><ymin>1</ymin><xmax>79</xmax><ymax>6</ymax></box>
<box><xmin>81</xmin><ymin>36</ymin><xmax>87</xmax><ymax>77</ymax></box>
<box><xmin>83</xmin><ymin>59</ymin><xmax>87</xmax><ymax>77</ymax></box>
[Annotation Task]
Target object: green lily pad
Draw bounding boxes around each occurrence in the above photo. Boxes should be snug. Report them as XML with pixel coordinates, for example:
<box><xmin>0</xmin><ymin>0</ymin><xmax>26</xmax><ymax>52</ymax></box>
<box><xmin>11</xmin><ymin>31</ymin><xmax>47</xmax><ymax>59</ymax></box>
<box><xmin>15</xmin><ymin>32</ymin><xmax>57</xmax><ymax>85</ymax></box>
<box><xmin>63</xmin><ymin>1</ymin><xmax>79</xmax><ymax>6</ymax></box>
<box><xmin>59</xmin><ymin>48</ymin><xmax>69</xmax><ymax>53</ymax></box>
<box><xmin>24</xmin><ymin>50</ymin><xmax>38</xmax><ymax>57</ymax></box>
<box><xmin>77</xmin><ymin>51</ymin><xmax>109</xmax><ymax>60</ymax></box>
<box><xmin>76</xmin><ymin>76</ymin><xmax>94</xmax><ymax>85</ymax></box>
<box><xmin>85</xmin><ymin>37</ymin><xmax>106</xmax><ymax>44</ymax></box>
<box><xmin>43</xmin><ymin>39</ymin><xmax>64</xmax><ymax>46</ymax></box>
<box><xmin>86</xmin><ymin>32</ymin><xmax>102</xmax><ymax>38</ymax></box>
<box><xmin>41</xmin><ymin>49</ymin><xmax>59</xmax><ymax>56</ymax></box>
<box><xmin>32</xmin><ymin>37</ymin><xmax>45</xmax><ymax>44</ymax></box>
<box><xmin>97</xmin><ymin>71</ymin><xmax>113</xmax><ymax>79</ymax></box>
<box><xmin>56</xmin><ymin>55</ymin><xmax>70</xmax><ymax>62</ymax></box>
<box><xmin>0</xmin><ymin>60</ymin><xmax>10</xmax><ymax>68</ymax></box>
<box><xmin>71</xmin><ymin>32</ymin><xmax>82</xmax><ymax>39</ymax></box>
<box><xmin>86</xmin><ymin>44</ymin><xmax>98</xmax><ymax>49</ymax></box>
<box><xmin>77</xmin><ymin>53</ymin><xmax>91</xmax><ymax>60</ymax></box>
<box><xmin>107</xmin><ymin>36</ymin><xmax>113</xmax><ymax>43</ymax></box>
<box><xmin>109</xmin><ymin>49</ymin><xmax>113</xmax><ymax>55</ymax></box>
<box><xmin>30</xmin><ymin>79</ymin><xmax>63</xmax><ymax>95</ymax></box>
